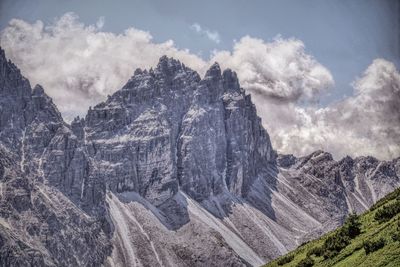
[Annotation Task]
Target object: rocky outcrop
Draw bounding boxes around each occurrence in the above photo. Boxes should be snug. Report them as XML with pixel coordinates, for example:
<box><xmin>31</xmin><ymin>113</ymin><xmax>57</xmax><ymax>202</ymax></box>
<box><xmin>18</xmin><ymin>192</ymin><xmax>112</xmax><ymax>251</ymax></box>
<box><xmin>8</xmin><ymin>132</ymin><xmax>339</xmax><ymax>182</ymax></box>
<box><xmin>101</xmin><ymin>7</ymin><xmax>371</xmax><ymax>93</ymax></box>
<box><xmin>0</xmin><ymin>143</ymin><xmax>111</xmax><ymax>266</ymax></box>
<box><xmin>278</xmin><ymin>151</ymin><xmax>400</xmax><ymax>218</ymax></box>
<box><xmin>0</xmin><ymin>48</ymin><xmax>111</xmax><ymax>266</ymax></box>
<box><xmin>84</xmin><ymin>57</ymin><xmax>275</xmax><ymax>207</ymax></box>
<box><xmin>0</xmin><ymin>47</ymin><xmax>399</xmax><ymax>266</ymax></box>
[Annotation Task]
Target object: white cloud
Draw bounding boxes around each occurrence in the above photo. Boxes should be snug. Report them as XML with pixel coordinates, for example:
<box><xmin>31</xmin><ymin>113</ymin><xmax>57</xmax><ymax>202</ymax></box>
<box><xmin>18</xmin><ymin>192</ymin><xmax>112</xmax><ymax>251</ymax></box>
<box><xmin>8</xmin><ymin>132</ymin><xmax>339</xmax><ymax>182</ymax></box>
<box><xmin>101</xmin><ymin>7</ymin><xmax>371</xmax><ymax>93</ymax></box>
<box><xmin>190</xmin><ymin>23</ymin><xmax>221</xmax><ymax>44</ymax></box>
<box><xmin>1</xmin><ymin>13</ymin><xmax>399</xmax><ymax>160</ymax></box>
<box><xmin>211</xmin><ymin>36</ymin><xmax>334</xmax><ymax>102</ymax></box>
<box><xmin>0</xmin><ymin>13</ymin><xmax>208</xmax><ymax>120</ymax></box>
<box><xmin>258</xmin><ymin>59</ymin><xmax>400</xmax><ymax>160</ymax></box>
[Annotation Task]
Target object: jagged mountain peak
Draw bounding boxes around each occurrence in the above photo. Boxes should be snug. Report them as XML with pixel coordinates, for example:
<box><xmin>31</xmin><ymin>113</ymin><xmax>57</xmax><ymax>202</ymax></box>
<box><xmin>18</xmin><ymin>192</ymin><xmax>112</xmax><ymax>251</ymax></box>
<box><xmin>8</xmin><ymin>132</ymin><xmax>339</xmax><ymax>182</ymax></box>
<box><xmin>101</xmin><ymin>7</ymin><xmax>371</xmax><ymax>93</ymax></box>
<box><xmin>1</xmin><ymin>48</ymin><xmax>399</xmax><ymax>267</ymax></box>
<box><xmin>120</xmin><ymin>56</ymin><xmax>200</xmax><ymax>94</ymax></box>
<box><xmin>338</xmin><ymin>155</ymin><xmax>355</xmax><ymax>167</ymax></box>
<box><xmin>0</xmin><ymin>47</ymin><xmax>24</xmax><ymax>81</ymax></box>
<box><xmin>222</xmin><ymin>68</ymin><xmax>241</xmax><ymax>92</ymax></box>
<box><xmin>84</xmin><ymin>53</ymin><xmax>276</xmax><ymax>204</ymax></box>
<box><xmin>119</xmin><ymin>56</ymin><xmax>244</xmax><ymax>105</ymax></box>
<box><xmin>204</xmin><ymin>62</ymin><xmax>221</xmax><ymax>78</ymax></box>
<box><xmin>133</xmin><ymin>67</ymin><xmax>145</xmax><ymax>76</ymax></box>
<box><xmin>156</xmin><ymin>55</ymin><xmax>182</xmax><ymax>70</ymax></box>
<box><xmin>0</xmin><ymin>48</ymin><xmax>56</xmax><ymax>109</ymax></box>
<box><xmin>277</xmin><ymin>153</ymin><xmax>297</xmax><ymax>168</ymax></box>
<box><xmin>146</xmin><ymin>55</ymin><xmax>197</xmax><ymax>81</ymax></box>
<box><xmin>0</xmin><ymin>47</ymin><xmax>30</xmax><ymax>98</ymax></box>
<box><xmin>32</xmin><ymin>84</ymin><xmax>45</xmax><ymax>96</ymax></box>
<box><xmin>0</xmin><ymin>47</ymin><xmax>10</xmax><ymax>67</ymax></box>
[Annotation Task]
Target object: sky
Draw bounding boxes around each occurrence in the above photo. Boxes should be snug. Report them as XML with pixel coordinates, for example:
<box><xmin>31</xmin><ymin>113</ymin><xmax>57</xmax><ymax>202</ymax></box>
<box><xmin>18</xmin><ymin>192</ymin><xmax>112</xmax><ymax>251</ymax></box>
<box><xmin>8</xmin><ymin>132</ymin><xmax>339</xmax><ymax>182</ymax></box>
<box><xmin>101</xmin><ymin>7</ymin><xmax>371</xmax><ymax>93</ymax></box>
<box><xmin>1</xmin><ymin>0</ymin><xmax>399</xmax><ymax>103</ymax></box>
<box><xmin>0</xmin><ymin>0</ymin><xmax>399</xmax><ymax>160</ymax></box>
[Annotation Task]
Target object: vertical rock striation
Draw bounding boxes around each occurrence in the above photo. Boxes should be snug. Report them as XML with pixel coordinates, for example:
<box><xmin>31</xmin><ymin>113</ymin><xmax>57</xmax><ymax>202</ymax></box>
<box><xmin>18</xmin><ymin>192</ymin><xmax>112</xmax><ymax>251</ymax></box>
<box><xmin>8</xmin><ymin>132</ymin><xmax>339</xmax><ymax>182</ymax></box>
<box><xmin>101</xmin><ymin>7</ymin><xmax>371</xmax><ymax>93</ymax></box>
<box><xmin>0</xmin><ymin>47</ymin><xmax>111</xmax><ymax>266</ymax></box>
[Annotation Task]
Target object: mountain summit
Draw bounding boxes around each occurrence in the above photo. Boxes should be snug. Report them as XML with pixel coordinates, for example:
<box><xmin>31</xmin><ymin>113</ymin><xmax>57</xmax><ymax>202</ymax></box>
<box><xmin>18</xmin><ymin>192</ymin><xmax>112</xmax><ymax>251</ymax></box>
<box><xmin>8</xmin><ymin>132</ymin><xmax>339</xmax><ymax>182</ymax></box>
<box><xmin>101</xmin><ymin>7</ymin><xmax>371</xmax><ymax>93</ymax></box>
<box><xmin>0</xmin><ymin>49</ymin><xmax>399</xmax><ymax>266</ymax></box>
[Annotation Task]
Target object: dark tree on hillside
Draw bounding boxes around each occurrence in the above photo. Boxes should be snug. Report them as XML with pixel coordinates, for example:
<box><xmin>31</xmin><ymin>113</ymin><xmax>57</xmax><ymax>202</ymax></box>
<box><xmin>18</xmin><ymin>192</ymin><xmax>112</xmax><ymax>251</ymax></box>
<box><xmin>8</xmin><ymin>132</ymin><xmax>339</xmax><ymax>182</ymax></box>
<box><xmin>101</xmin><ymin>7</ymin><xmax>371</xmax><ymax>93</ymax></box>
<box><xmin>344</xmin><ymin>213</ymin><xmax>361</xmax><ymax>238</ymax></box>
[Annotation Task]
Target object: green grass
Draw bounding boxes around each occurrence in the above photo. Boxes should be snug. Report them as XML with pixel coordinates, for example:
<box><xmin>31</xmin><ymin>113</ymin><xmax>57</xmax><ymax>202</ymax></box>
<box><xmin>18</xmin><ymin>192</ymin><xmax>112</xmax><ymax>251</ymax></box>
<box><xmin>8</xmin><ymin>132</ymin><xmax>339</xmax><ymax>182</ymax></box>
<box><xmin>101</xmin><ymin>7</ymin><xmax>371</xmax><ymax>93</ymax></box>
<box><xmin>265</xmin><ymin>187</ymin><xmax>400</xmax><ymax>267</ymax></box>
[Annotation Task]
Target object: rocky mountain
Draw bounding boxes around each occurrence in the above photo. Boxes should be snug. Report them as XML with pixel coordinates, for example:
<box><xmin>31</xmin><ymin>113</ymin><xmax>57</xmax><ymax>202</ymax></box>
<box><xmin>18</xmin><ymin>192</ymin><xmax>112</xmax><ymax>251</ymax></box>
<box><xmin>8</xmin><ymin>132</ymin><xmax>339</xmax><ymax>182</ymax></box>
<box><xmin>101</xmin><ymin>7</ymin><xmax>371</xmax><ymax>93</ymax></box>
<box><xmin>265</xmin><ymin>186</ymin><xmax>400</xmax><ymax>267</ymax></box>
<box><xmin>0</xmin><ymin>48</ymin><xmax>111</xmax><ymax>266</ymax></box>
<box><xmin>0</xmin><ymin>47</ymin><xmax>399</xmax><ymax>266</ymax></box>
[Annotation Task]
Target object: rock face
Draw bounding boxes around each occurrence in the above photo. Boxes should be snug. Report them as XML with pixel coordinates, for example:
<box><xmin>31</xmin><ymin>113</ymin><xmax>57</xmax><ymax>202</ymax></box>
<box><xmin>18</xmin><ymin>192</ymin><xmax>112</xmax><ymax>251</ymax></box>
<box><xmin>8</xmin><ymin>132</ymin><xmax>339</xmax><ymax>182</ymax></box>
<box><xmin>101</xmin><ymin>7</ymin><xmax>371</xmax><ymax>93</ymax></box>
<box><xmin>84</xmin><ymin>57</ymin><xmax>275</xmax><ymax>206</ymax></box>
<box><xmin>0</xmin><ymin>48</ymin><xmax>111</xmax><ymax>266</ymax></box>
<box><xmin>274</xmin><ymin>151</ymin><xmax>400</xmax><ymax>239</ymax></box>
<box><xmin>0</xmin><ymin>47</ymin><xmax>399</xmax><ymax>266</ymax></box>
<box><xmin>0</xmin><ymin>147</ymin><xmax>111</xmax><ymax>266</ymax></box>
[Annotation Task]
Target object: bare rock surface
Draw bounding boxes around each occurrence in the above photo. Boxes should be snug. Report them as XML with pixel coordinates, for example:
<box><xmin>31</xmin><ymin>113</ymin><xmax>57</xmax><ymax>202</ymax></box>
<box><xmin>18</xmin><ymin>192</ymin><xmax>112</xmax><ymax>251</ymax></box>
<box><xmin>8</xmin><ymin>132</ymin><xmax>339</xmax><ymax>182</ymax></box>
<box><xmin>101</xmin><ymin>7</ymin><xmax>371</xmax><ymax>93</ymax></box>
<box><xmin>0</xmin><ymin>47</ymin><xmax>399</xmax><ymax>266</ymax></box>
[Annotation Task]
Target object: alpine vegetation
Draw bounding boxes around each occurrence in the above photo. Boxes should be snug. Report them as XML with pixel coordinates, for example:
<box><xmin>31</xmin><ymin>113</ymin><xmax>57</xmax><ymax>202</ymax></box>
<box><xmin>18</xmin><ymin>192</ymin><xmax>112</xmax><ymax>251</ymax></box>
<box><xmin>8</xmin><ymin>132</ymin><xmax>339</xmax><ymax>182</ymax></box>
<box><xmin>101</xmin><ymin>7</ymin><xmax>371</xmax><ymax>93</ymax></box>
<box><xmin>266</xmin><ymin>187</ymin><xmax>400</xmax><ymax>267</ymax></box>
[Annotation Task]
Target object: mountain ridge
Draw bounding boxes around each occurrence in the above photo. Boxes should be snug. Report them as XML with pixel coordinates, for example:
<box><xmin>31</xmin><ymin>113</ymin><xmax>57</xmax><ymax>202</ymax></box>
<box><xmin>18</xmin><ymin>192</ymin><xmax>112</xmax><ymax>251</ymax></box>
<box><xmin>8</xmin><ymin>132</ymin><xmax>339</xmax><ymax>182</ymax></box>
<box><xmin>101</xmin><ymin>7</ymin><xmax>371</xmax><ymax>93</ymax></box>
<box><xmin>265</xmin><ymin>187</ymin><xmax>400</xmax><ymax>267</ymax></box>
<box><xmin>0</xmin><ymin>47</ymin><xmax>399</xmax><ymax>266</ymax></box>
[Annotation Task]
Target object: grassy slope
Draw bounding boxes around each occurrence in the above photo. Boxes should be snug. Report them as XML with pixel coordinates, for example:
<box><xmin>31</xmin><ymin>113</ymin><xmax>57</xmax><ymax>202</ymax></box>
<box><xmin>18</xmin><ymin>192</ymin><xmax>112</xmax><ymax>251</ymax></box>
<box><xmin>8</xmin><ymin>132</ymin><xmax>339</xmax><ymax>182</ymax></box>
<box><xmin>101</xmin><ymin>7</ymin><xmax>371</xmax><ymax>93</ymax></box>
<box><xmin>265</xmin><ymin>188</ymin><xmax>400</xmax><ymax>267</ymax></box>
